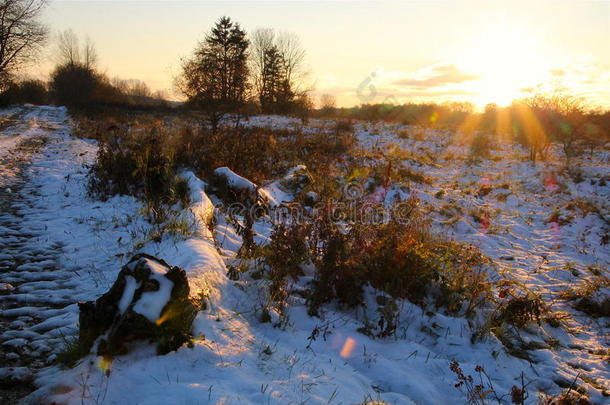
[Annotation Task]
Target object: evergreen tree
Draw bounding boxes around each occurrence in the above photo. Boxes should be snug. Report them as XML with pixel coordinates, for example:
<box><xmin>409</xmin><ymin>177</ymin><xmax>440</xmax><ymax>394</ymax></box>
<box><xmin>260</xmin><ymin>45</ymin><xmax>282</xmax><ymax>112</ymax></box>
<box><xmin>178</xmin><ymin>16</ymin><xmax>249</xmax><ymax>132</ymax></box>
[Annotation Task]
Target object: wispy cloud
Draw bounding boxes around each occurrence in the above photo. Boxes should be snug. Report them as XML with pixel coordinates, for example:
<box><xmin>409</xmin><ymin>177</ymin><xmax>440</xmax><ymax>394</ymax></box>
<box><xmin>393</xmin><ymin>64</ymin><xmax>479</xmax><ymax>88</ymax></box>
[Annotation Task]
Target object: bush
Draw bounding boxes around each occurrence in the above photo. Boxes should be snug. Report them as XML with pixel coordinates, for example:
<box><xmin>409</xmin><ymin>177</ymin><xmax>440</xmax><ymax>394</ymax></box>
<box><xmin>50</xmin><ymin>63</ymin><xmax>127</xmax><ymax>107</ymax></box>
<box><xmin>18</xmin><ymin>80</ymin><xmax>48</xmax><ymax>104</ymax></box>
<box><xmin>0</xmin><ymin>79</ymin><xmax>48</xmax><ymax>106</ymax></box>
<box><xmin>260</xmin><ymin>223</ymin><xmax>311</xmax><ymax>316</ymax></box>
<box><xmin>50</xmin><ymin>63</ymin><xmax>98</xmax><ymax>106</ymax></box>
<box><xmin>84</xmin><ymin>114</ymin><xmax>359</xmax><ymax>219</ymax></box>
<box><xmin>334</xmin><ymin>119</ymin><xmax>354</xmax><ymax>133</ymax></box>
<box><xmin>87</xmin><ymin>120</ymin><xmax>180</xmax><ymax>221</ymax></box>
<box><xmin>259</xmin><ymin>197</ymin><xmax>491</xmax><ymax>317</ymax></box>
<box><xmin>163</xmin><ymin>121</ymin><xmax>354</xmax><ymax>184</ymax></box>
<box><xmin>469</xmin><ymin>132</ymin><xmax>491</xmax><ymax>161</ymax></box>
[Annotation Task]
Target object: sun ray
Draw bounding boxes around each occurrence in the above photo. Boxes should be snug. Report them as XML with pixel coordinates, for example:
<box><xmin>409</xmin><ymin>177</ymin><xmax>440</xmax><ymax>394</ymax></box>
<box><xmin>454</xmin><ymin>16</ymin><xmax>556</xmax><ymax>108</ymax></box>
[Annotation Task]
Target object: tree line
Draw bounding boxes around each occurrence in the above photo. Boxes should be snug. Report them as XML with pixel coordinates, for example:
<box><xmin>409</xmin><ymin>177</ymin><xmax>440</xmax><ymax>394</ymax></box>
<box><xmin>0</xmin><ymin>6</ymin><xmax>312</xmax><ymax>118</ymax></box>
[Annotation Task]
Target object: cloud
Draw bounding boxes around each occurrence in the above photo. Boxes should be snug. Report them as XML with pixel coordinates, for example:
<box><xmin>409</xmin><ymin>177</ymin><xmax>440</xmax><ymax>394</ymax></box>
<box><xmin>550</xmin><ymin>68</ymin><xmax>565</xmax><ymax>76</ymax></box>
<box><xmin>392</xmin><ymin>88</ymin><xmax>478</xmax><ymax>97</ymax></box>
<box><xmin>393</xmin><ymin>64</ymin><xmax>479</xmax><ymax>88</ymax></box>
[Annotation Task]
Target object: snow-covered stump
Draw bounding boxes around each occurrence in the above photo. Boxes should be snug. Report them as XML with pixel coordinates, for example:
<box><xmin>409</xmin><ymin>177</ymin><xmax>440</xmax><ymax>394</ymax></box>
<box><xmin>78</xmin><ymin>254</ymin><xmax>196</xmax><ymax>357</ymax></box>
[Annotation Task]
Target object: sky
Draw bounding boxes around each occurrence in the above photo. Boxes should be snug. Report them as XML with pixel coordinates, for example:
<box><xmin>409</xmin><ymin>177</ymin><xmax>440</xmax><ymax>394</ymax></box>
<box><xmin>30</xmin><ymin>0</ymin><xmax>610</xmax><ymax>109</ymax></box>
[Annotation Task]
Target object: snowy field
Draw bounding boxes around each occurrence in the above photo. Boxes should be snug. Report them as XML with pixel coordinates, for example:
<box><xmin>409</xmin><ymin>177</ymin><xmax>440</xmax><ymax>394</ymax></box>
<box><xmin>0</xmin><ymin>106</ymin><xmax>608</xmax><ymax>404</ymax></box>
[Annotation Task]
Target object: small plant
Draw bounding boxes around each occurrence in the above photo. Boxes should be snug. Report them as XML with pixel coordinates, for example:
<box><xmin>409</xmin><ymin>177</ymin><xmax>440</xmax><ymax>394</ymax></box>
<box><xmin>450</xmin><ymin>362</ymin><xmax>537</xmax><ymax>405</ymax></box>
<box><xmin>374</xmin><ymin>295</ymin><xmax>399</xmax><ymax>338</ymax></box>
<box><xmin>259</xmin><ymin>223</ymin><xmax>311</xmax><ymax>322</ymax></box>
<box><xmin>560</xmin><ymin>276</ymin><xmax>610</xmax><ymax>318</ymax></box>
<box><xmin>449</xmin><ymin>361</ymin><xmax>501</xmax><ymax>405</ymax></box>
<box><xmin>171</xmin><ymin>176</ymin><xmax>191</xmax><ymax>208</ymax></box>
<box><xmin>494</xmin><ymin>289</ymin><xmax>548</xmax><ymax>328</ymax></box>
<box><xmin>397</xmin><ymin>165</ymin><xmax>433</xmax><ymax>185</ymax></box>
<box><xmin>56</xmin><ymin>336</ymin><xmax>88</xmax><ymax>368</ymax></box>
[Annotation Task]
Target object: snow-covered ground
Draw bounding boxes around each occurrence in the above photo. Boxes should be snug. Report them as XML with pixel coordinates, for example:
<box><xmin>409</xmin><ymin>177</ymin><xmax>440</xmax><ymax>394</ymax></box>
<box><xmin>0</xmin><ymin>107</ymin><xmax>608</xmax><ymax>404</ymax></box>
<box><xmin>0</xmin><ymin>106</ymin><xmax>147</xmax><ymax>398</ymax></box>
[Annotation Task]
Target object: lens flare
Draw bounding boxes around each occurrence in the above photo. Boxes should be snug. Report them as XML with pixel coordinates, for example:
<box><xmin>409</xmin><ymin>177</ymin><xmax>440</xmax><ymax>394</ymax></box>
<box><xmin>339</xmin><ymin>337</ymin><xmax>357</xmax><ymax>359</ymax></box>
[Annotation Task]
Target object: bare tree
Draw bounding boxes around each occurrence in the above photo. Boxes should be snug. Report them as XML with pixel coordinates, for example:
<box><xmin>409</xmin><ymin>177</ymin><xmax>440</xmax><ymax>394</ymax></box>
<box><xmin>56</xmin><ymin>29</ymin><xmax>80</xmax><ymax>66</ymax></box>
<box><xmin>110</xmin><ymin>76</ymin><xmax>128</xmax><ymax>94</ymax></box>
<box><xmin>520</xmin><ymin>87</ymin><xmax>587</xmax><ymax>165</ymax></box>
<box><xmin>250</xmin><ymin>28</ymin><xmax>274</xmax><ymax>100</ymax></box>
<box><xmin>125</xmin><ymin>79</ymin><xmax>150</xmax><ymax>98</ymax></box>
<box><xmin>56</xmin><ymin>30</ymin><xmax>98</xmax><ymax>70</ymax></box>
<box><xmin>320</xmin><ymin>93</ymin><xmax>336</xmax><ymax>115</ymax></box>
<box><xmin>0</xmin><ymin>0</ymin><xmax>48</xmax><ymax>87</ymax></box>
<box><xmin>250</xmin><ymin>28</ymin><xmax>310</xmax><ymax>113</ymax></box>
<box><xmin>82</xmin><ymin>35</ymin><xmax>97</xmax><ymax>69</ymax></box>
<box><xmin>276</xmin><ymin>31</ymin><xmax>308</xmax><ymax>96</ymax></box>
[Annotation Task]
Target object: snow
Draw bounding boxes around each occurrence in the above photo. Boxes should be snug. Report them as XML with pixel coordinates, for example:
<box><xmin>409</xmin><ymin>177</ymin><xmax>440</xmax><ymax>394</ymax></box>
<box><xmin>0</xmin><ymin>107</ymin><xmax>607</xmax><ymax>404</ymax></box>
<box><xmin>118</xmin><ymin>276</ymin><xmax>138</xmax><ymax>314</ymax></box>
<box><xmin>262</xmin><ymin>165</ymin><xmax>310</xmax><ymax>207</ymax></box>
<box><xmin>132</xmin><ymin>259</ymin><xmax>174</xmax><ymax>323</ymax></box>
<box><xmin>180</xmin><ymin>170</ymin><xmax>214</xmax><ymax>235</ymax></box>
<box><xmin>214</xmin><ymin>166</ymin><xmax>258</xmax><ymax>191</ymax></box>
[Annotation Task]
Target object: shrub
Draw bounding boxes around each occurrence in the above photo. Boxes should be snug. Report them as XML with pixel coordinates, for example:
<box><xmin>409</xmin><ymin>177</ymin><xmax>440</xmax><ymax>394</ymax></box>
<box><xmin>19</xmin><ymin>80</ymin><xmax>48</xmax><ymax>104</ymax></box>
<box><xmin>50</xmin><ymin>63</ymin><xmax>127</xmax><ymax>107</ymax></box>
<box><xmin>334</xmin><ymin>119</ymin><xmax>354</xmax><ymax>133</ymax></box>
<box><xmin>307</xmin><ymin>215</ymin><xmax>366</xmax><ymax>313</ymax></box>
<box><xmin>300</xmin><ymin>198</ymin><xmax>491</xmax><ymax>316</ymax></box>
<box><xmin>81</xmin><ymin>107</ymin><xmax>360</xmax><ymax>200</ymax></box>
<box><xmin>469</xmin><ymin>131</ymin><xmax>491</xmax><ymax>162</ymax></box>
<box><xmin>0</xmin><ymin>79</ymin><xmax>48</xmax><ymax>106</ymax></box>
<box><xmin>87</xmin><ymin>120</ymin><xmax>181</xmax><ymax>221</ymax></box>
<box><xmin>50</xmin><ymin>63</ymin><xmax>99</xmax><ymax>106</ymax></box>
<box><xmin>260</xmin><ymin>223</ymin><xmax>311</xmax><ymax>312</ymax></box>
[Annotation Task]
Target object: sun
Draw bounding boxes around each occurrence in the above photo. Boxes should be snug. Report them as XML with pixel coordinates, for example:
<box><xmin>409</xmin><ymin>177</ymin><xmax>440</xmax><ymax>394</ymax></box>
<box><xmin>455</xmin><ymin>18</ymin><xmax>555</xmax><ymax>107</ymax></box>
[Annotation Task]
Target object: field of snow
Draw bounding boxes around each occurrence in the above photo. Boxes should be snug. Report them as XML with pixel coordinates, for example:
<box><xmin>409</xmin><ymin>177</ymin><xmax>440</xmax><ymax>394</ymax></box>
<box><xmin>0</xmin><ymin>106</ymin><xmax>608</xmax><ymax>404</ymax></box>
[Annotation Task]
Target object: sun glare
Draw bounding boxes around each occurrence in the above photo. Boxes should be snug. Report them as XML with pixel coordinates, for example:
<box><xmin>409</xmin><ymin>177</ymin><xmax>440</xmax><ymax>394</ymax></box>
<box><xmin>456</xmin><ymin>18</ymin><xmax>554</xmax><ymax>107</ymax></box>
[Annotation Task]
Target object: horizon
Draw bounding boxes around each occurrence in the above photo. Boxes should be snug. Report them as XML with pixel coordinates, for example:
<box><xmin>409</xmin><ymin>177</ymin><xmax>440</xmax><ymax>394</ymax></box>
<box><xmin>21</xmin><ymin>0</ymin><xmax>610</xmax><ymax>109</ymax></box>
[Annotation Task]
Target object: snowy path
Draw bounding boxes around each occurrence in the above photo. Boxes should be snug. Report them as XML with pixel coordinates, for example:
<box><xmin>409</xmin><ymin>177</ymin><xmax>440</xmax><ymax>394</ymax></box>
<box><xmin>0</xmin><ymin>106</ymin><xmax>145</xmax><ymax>403</ymax></box>
<box><xmin>0</xmin><ymin>105</ymin><xmax>155</xmax><ymax>405</ymax></box>
<box><xmin>0</xmin><ymin>107</ymin><xmax>80</xmax><ymax>394</ymax></box>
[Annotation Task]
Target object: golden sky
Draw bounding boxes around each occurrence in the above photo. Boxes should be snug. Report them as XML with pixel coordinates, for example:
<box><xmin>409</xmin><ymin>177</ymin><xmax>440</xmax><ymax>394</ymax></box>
<box><xmin>32</xmin><ymin>0</ymin><xmax>610</xmax><ymax>109</ymax></box>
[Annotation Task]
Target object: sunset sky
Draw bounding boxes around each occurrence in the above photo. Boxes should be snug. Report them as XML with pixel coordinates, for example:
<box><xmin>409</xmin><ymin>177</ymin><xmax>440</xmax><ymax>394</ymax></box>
<box><xmin>33</xmin><ymin>0</ymin><xmax>610</xmax><ymax>109</ymax></box>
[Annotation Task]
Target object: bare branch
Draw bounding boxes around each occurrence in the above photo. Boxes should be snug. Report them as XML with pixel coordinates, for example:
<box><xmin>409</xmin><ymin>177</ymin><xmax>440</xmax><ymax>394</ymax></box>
<box><xmin>0</xmin><ymin>0</ymin><xmax>48</xmax><ymax>86</ymax></box>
